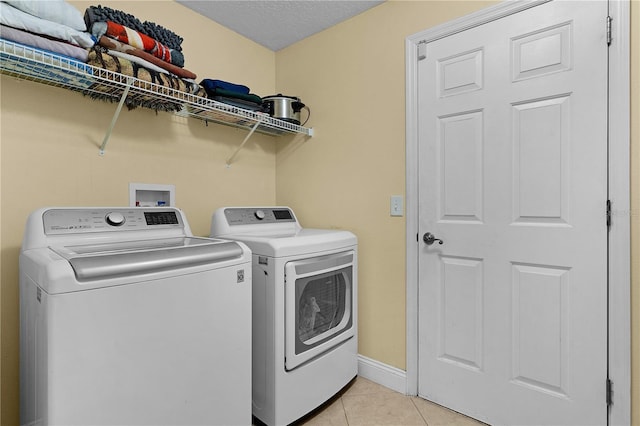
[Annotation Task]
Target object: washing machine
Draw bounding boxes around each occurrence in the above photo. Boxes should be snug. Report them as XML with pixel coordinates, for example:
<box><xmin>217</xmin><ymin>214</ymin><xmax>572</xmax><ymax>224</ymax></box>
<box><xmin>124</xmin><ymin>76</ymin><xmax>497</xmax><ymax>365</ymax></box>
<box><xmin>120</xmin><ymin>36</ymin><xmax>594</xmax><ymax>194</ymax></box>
<box><xmin>20</xmin><ymin>207</ymin><xmax>252</xmax><ymax>426</ymax></box>
<box><xmin>210</xmin><ymin>206</ymin><xmax>358</xmax><ymax>426</ymax></box>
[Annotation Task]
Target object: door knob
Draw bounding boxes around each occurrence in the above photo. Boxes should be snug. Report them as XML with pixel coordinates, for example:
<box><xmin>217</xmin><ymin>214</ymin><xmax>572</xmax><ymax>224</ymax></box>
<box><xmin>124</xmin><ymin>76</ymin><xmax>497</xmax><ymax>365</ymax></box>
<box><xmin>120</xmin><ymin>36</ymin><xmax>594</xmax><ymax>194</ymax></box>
<box><xmin>423</xmin><ymin>232</ymin><xmax>443</xmax><ymax>245</ymax></box>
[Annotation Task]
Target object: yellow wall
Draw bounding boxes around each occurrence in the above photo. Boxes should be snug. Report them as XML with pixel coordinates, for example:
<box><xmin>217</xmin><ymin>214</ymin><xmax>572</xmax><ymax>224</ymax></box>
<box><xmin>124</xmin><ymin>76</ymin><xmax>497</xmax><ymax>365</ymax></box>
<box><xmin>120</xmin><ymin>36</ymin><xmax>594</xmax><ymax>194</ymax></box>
<box><xmin>0</xmin><ymin>2</ymin><xmax>277</xmax><ymax>424</ymax></box>
<box><xmin>1</xmin><ymin>1</ymin><xmax>638</xmax><ymax>425</ymax></box>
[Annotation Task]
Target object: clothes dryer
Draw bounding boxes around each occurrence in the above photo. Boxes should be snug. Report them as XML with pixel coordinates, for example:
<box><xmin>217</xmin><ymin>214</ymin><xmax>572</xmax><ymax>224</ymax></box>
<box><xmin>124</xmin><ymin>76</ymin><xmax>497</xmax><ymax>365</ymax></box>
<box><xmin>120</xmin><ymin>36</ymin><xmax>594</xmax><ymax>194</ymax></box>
<box><xmin>20</xmin><ymin>207</ymin><xmax>252</xmax><ymax>426</ymax></box>
<box><xmin>210</xmin><ymin>206</ymin><xmax>358</xmax><ymax>426</ymax></box>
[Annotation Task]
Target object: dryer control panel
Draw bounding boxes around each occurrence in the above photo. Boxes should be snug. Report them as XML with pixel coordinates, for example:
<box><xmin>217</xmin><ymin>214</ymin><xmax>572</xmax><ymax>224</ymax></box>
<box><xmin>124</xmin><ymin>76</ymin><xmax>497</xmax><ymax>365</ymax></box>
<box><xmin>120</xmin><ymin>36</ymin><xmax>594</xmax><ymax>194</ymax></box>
<box><xmin>43</xmin><ymin>208</ymin><xmax>183</xmax><ymax>235</ymax></box>
<box><xmin>223</xmin><ymin>207</ymin><xmax>296</xmax><ymax>225</ymax></box>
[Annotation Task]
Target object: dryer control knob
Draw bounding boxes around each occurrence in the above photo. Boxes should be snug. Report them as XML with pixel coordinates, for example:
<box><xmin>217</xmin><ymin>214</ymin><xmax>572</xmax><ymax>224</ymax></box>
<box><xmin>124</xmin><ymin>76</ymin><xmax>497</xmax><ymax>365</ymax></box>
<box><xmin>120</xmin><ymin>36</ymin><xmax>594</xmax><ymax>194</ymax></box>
<box><xmin>105</xmin><ymin>212</ymin><xmax>125</xmax><ymax>226</ymax></box>
<box><xmin>254</xmin><ymin>210</ymin><xmax>266</xmax><ymax>220</ymax></box>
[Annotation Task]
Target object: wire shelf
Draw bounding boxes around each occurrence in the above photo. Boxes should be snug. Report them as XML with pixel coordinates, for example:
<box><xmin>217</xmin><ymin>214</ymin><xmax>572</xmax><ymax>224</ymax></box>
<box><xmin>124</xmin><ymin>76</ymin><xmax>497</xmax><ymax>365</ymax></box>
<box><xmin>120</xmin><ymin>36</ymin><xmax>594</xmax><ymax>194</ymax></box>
<box><xmin>0</xmin><ymin>39</ymin><xmax>313</xmax><ymax>137</ymax></box>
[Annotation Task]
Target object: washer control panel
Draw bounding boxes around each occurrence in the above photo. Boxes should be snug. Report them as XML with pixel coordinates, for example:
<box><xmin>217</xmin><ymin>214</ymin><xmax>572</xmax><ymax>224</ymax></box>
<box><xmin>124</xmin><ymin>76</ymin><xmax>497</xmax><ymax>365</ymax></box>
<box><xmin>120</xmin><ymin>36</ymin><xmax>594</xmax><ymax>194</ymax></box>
<box><xmin>224</xmin><ymin>207</ymin><xmax>295</xmax><ymax>225</ymax></box>
<box><xmin>43</xmin><ymin>208</ymin><xmax>183</xmax><ymax>234</ymax></box>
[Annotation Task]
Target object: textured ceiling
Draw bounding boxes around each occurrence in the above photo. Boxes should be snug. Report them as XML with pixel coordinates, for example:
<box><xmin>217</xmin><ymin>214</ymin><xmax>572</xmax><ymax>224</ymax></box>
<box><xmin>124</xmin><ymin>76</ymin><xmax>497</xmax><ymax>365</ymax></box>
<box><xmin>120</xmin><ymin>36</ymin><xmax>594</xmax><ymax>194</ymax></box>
<box><xmin>176</xmin><ymin>0</ymin><xmax>385</xmax><ymax>51</ymax></box>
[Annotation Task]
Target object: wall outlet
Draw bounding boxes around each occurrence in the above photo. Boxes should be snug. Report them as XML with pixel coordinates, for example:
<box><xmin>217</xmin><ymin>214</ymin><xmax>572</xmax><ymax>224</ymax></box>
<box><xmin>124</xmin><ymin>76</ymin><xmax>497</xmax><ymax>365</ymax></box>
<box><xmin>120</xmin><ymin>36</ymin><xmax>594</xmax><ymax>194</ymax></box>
<box><xmin>390</xmin><ymin>195</ymin><xmax>404</xmax><ymax>217</ymax></box>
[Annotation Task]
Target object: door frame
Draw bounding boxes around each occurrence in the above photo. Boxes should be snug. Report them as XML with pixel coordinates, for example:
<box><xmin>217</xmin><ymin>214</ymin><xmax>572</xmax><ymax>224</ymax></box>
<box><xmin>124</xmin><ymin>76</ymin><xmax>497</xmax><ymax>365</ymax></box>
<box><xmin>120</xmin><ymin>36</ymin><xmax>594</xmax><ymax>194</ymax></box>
<box><xmin>404</xmin><ymin>1</ymin><xmax>631</xmax><ymax>424</ymax></box>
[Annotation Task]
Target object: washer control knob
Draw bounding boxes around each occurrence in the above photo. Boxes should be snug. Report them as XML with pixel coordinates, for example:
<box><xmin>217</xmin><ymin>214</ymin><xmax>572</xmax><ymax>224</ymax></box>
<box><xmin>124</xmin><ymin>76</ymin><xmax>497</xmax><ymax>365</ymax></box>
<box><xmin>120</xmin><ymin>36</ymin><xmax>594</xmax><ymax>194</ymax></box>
<box><xmin>254</xmin><ymin>210</ymin><xmax>266</xmax><ymax>220</ymax></box>
<box><xmin>105</xmin><ymin>212</ymin><xmax>125</xmax><ymax>226</ymax></box>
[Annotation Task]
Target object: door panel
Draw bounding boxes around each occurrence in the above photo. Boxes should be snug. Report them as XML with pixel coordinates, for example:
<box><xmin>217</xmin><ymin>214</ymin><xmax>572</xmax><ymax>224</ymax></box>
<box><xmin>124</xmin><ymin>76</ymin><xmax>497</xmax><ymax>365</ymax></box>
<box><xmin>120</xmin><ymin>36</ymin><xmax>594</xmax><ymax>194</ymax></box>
<box><xmin>510</xmin><ymin>262</ymin><xmax>570</xmax><ymax>397</ymax></box>
<box><xmin>417</xmin><ymin>1</ymin><xmax>608</xmax><ymax>425</ymax></box>
<box><xmin>439</xmin><ymin>111</ymin><xmax>484</xmax><ymax>223</ymax></box>
<box><xmin>512</xmin><ymin>96</ymin><xmax>570</xmax><ymax>224</ymax></box>
<box><xmin>438</xmin><ymin>255</ymin><xmax>484</xmax><ymax>370</ymax></box>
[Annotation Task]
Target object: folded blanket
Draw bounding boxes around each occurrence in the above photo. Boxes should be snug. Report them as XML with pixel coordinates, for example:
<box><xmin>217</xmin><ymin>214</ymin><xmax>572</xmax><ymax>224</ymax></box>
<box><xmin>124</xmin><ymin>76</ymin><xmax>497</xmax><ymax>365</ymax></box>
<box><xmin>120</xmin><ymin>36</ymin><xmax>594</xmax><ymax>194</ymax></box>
<box><xmin>85</xmin><ymin>46</ymin><xmax>204</xmax><ymax>112</ymax></box>
<box><xmin>98</xmin><ymin>36</ymin><xmax>196</xmax><ymax>80</ymax></box>
<box><xmin>0</xmin><ymin>38</ymin><xmax>93</xmax><ymax>88</ymax></box>
<box><xmin>0</xmin><ymin>24</ymin><xmax>88</xmax><ymax>62</ymax></box>
<box><xmin>107</xmin><ymin>49</ymin><xmax>171</xmax><ymax>76</ymax></box>
<box><xmin>202</xmin><ymin>86</ymin><xmax>262</xmax><ymax>105</ymax></box>
<box><xmin>85</xmin><ymin>5</ymin><xmax>182</xmax><ymax>52</ymax></box>
<box><xmin>212</xmin><ymin>96</ymin><xmax>264</xmax><ymax>112</ymax></box>
<box><xmin>0</xmin><ymin>2</ymin><xmax>95</xmax><ymax>48</ymax></box>
<box><xmin>91</xmin><ymin>21</ymin><xmax>184</xmax><ymax>67</ymax></box>
<box><xmin>200</xmin><ymin>79</ymin><xmax>250</xmax><ymax>95</ymax></box>
<box><xmin>2</xmin><ymin>0</ymin><xmax>86</xmax><ymax>31</ymax></box>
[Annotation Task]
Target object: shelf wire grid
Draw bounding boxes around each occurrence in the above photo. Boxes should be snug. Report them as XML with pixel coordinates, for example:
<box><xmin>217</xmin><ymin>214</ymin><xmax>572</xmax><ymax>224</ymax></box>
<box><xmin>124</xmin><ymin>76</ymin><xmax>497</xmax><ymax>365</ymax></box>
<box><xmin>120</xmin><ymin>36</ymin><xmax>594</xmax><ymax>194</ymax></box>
<box><xmin>0</xmin><ymin>39</ymin><xmax>312</xmax><ymax>137</ymax></box>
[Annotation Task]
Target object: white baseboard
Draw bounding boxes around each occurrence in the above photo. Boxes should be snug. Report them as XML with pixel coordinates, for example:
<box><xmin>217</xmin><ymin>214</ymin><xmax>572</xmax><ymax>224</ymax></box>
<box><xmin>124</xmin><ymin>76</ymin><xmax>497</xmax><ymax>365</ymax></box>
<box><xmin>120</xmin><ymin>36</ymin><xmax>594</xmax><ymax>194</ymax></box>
<box><xmin>357</xmin><ymin>354</ymin><xmax>408</xmax><ymax>395</ymax></box>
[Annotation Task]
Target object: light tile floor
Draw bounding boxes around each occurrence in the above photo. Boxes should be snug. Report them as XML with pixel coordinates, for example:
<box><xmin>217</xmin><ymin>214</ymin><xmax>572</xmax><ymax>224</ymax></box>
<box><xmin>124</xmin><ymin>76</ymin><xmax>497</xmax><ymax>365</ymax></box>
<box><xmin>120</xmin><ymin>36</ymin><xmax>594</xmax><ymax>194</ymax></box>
<box><xmin>293</xmin><ymin>377</ymin><xmax>487</xmax><ymax>426</ymax></box>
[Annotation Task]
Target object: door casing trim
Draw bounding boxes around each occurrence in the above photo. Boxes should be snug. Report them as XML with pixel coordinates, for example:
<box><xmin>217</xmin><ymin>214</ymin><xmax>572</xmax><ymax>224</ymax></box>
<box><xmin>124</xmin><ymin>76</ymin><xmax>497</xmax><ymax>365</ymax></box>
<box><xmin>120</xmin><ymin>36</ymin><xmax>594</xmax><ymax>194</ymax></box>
<box><xmin>404</xmin><ymin>1</ymin><xmax>631</xmax><ymax>424</ymax></box>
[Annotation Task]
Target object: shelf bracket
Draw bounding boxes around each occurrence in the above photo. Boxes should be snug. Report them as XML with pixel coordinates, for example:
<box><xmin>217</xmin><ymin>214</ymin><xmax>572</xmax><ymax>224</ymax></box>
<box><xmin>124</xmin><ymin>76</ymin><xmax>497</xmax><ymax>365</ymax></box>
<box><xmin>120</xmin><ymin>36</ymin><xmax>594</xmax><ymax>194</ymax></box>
<box><xmin>99</xmin><ymin>78</ymin><xmax>133</xmax><ymax>155</ymax></box>
<box><xmin>225</xmin><ymin>117</ymin><xmax>264</xmax><ymax>166</ymax></box>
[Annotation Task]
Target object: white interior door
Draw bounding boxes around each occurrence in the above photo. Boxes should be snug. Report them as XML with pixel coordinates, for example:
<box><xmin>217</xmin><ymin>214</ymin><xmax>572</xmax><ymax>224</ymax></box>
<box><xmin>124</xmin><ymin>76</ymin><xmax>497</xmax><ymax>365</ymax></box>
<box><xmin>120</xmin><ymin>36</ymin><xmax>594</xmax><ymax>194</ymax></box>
<box><xmin>417</xmin><ymin>1</ymin><xmax>609</xmax><ymax>425</ymax></box>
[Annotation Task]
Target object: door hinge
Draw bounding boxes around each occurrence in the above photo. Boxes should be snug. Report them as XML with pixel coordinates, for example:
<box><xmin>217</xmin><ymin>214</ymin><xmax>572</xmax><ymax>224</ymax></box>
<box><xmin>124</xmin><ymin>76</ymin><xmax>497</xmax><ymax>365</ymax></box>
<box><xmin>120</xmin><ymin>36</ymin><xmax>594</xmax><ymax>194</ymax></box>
<box><xmin>417</xmin><ymin>41</ymin><xmax>427</xmax><ymax>61</ymax></box>
<box><xmin>606</xmin><ymin>378</ymin><xmax>613</xmax><ymax>406</ymax></box>
<box><xmin>606</xmin><ymin>199</ymin><xmax>612</xmax><ymax>229</ymax></box>
<box><xmin>606</xmin><ymin>15</ymin><xmax>612</xmax><ymax>45</ymax></box>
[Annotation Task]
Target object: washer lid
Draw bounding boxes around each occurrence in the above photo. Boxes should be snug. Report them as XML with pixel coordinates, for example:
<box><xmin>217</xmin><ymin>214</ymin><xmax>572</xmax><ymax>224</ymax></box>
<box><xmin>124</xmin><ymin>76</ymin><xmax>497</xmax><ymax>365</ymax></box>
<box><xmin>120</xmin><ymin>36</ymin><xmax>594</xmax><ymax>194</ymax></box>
<box><xmin>50</xmin><ymin>237</ymin><xmax>244</xmax><ymax>281</ymax></box>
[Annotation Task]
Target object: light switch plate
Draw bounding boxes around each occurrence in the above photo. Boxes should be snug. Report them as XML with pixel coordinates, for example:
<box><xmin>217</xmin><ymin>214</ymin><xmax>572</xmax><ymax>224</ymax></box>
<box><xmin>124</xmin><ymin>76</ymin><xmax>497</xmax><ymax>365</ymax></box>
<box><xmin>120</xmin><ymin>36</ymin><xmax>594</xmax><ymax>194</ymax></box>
<box><xmin>390</xmin><ymin>195</ymin><xmax>404</xmax><ymax>216</ymax></box>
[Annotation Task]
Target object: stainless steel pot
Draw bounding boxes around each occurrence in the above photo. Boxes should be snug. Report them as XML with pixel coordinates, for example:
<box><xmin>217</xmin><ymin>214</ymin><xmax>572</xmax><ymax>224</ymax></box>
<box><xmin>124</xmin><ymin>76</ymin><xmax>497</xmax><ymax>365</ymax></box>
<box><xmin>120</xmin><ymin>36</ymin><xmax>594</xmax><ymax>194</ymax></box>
<box><xmin>262</xmin><ymin>94</ymin><xmax>310</xmax><ymax>125</ymax></box>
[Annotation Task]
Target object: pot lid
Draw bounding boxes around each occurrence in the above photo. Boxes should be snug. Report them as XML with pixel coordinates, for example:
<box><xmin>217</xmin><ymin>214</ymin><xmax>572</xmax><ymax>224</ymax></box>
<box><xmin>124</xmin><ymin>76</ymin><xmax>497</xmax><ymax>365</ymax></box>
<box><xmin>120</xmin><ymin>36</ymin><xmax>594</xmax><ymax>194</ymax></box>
<box><xmin>263</xmin><ymin>93</ymin><xmax>300</xmax><ymax>101</ymax></box>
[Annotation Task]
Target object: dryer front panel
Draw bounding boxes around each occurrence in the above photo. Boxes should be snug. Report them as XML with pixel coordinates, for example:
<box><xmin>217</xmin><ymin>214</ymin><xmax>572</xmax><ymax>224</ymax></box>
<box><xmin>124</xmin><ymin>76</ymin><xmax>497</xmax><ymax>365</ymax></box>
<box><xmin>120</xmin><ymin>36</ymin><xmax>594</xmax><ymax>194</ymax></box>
<box><xmin>284</xmin><ymin>250</ymin><xmax>355</xmax><ymax>370</ymax></box>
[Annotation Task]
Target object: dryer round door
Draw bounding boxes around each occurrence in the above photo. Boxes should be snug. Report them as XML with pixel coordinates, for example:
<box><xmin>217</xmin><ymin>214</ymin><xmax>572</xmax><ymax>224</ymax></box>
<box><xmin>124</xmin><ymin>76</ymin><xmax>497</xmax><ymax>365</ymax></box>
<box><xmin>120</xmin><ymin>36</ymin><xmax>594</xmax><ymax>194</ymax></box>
<box><xmin>284</xmin><ymin>250</ymin><xmax>355</xmax><ymax>371</ymax></box>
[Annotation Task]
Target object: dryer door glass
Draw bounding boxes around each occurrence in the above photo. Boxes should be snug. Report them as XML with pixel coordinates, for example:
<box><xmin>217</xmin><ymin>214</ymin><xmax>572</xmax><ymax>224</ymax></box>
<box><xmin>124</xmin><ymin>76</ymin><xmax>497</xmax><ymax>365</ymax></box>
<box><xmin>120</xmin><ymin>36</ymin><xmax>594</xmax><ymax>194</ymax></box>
<box><xmin>297</xmin><ymin>268</ymin><xmax>350</xmax><ymax>346</ymax></box>
<box><xmin>285</xmin><ymin>251</ymin><xmax>355</xmax><ymax>371</ymax></box>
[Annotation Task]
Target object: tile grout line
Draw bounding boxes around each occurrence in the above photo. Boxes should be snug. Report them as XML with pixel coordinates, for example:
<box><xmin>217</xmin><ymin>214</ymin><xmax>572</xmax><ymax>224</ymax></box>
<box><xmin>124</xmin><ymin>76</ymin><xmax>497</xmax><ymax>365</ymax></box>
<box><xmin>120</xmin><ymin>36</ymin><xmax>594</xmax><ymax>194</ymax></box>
<box><xmin>340</xmin><ymin>396</ymin><xmax>350</xmax><ymax>426</ymax></box>
<box><xmin>410</xmin><ymin>396</ymin><xmax>430</xmax><ymax>426</ymax></box>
